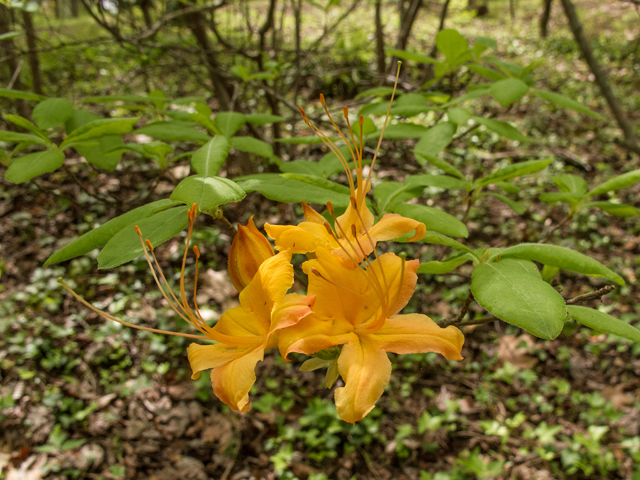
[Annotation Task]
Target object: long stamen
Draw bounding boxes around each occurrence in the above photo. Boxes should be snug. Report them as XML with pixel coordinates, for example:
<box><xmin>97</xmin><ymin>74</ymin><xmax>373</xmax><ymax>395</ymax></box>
<box><xmin>136</xmin><ymin>227</ymin><xmax>192</xmax><ymax>325</ymax></box>
<box><xmin>320</xmin><ymin>95</ymin><xmax>359</xmax><ymax>192</ymax></box>
<box><xmin>358</xmin><ymin>115</ymin><xmax>365</xmax><ymax>189</ymax></box>
<box><xmin>326</xmin><ymin>202</ymin><xmax>363</xmax><ymax>269</ymax></box>
<box><xmin>365</xmin><ymin>62</ymin><xmax>402</xmax><ymax>193</ymax></box>
<box><xmin>350</xmin><ymin>196</ymin><xmax>389</xmax><ymax>291</ymax></box>
<box><xmin>343</xmin><ymin>106</ymin><xmax>361</xmax><ymax>171</ymax></box>
<box><xmin>299</xmin><ymin>107</ymin><xmax>355</xmax><ymax>193</ymax></box>
<box><xmin>363</xmin><ymin>255</ymin><xmax>407</xmax><ymax>334</ymax></box>
<box><xmin>58</xmin><ymin>279</ymin><xmax>209</xmax><ymax>340</ymax></box>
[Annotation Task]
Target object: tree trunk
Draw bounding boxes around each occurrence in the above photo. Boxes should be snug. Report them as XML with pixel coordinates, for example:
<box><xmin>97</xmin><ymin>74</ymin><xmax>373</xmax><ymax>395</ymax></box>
<box><xmin>540</xmin><ymin>0</ymin><xmax>553</xmax><ymax>37</ymax></box>
<box><xmin>70</xmin><ymin>0</ymin><xmax>79</xmax><ymax>17</ymax></box>
<box><xmin>21</xmin><ymin>10</ymin><xmax>43</xmax><ymax>95</ymax></box>
<box><xmin>375</xmin><ymin>0</ymin><xmax>385</xmax><ymax>79</ymax></box>
<box><xmin>182</xmin><ymin>3</ymin><xmax>232</xmax><ymax>110</ymax></box>
<box><xmin>559</xmin><ymin>0</ymin><xmax>640</xmax><ymax>154</ymax></box>
<box><xmin>139</xmin><ymin>0</ymin><xmax>153</xmax><ymax>28</ymax></box>
<box><xmin>0</xmin><ymin>6</ymin><xmax>30</xmax><ymax>118</ymax></box>
<box><xmin>396</xmin><ymin>0</ymin><xmax>421</xmax><ymax>52</ymax></box>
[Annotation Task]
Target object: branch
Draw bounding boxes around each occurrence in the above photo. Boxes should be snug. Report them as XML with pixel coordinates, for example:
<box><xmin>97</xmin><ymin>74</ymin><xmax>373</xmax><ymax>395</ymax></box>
<box><xmin>566</xmin><ymin>285</ymin><xmax>615</xmax><ymax>305</ymax></box>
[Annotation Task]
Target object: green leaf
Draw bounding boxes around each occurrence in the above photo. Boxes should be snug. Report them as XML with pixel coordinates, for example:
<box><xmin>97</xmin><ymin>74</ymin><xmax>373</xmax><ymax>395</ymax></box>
<box><xmin>0</xmin><ymin>88</ymin><xmax>46</xmax><ymax>101</ymax></box>
<box><xmin>467</xmin><ymin>64</ymin><xmax>506</xmax><ymax>82</ymax></box>
<box><xmin>358</xmin><ymin>101</ymin><xmax>388</xmax><ymax>117</ymax></box>
<box><xmin>4</xmin><ymin>114</ymin><xmax>49</xmax><ymax>141</ymax></box>
<box><xmin>191</xmin><ymin>136</ymin><xmax>230</xmax><ymax>176</ymax></box>
<box><xmin>389</xmin><ymin>105</ymin><xmax>437</xmax><ymax>117</ymax></box>
<box><xmin>134</xmin><ymin>121</ymin><xmax>210</xmax><ymax>143</ymax></box>
<box><xmin>376</xmin><ymin>123</ymin><xmax>428</xmax><ymax>139</ymax></box>
<box><xmin>499</xmin><ymin>243</ymin><xmax>625</xmax><ymax>285</ymax></box>
<box><xmin>385</xmin><ymin>48</ymin><xmax>436</xmax><ymax>64</ymax></box>
<box><xmin>214</xmin><ymin>112</ymin><xmax>246</xmax><ymax>137</ymax></box>
<box><xmin>484</xmin><ymin>192</ymin><xmax>527</xmax><ymax>215</ymax></box>
<box><xmin>447</xmin><ymin>107</ymin><xmax>472</xmax><ymax>125</ymax></box>
<box><xmin>33</xmin><ymin>98</ymin><xmax>74</xmax><ymax>130</ymax></box>
<box><xmin>538</xmin><ymin>192</ymin><xmax>583</xmax><ymax>207</ymax></box>
<box><xmin>171</xmin><ymin>175</ymin><xmax>246</xmax><ymax>212</ymax></box>
<box><xmin>392</xmin><ymin>203</ymin><xmax>468</xmax><ymax>238</ymax></box>
<box><xmin>472</xmin><ymin>116</ymin><xmax>531</xmax><ymax>142</ymax></box>
<box><xmin>533</xmin><ymin>88</ymin><xmax>604</xmax><ymax>120</ymax></box>
<box><xmin>553</xmin><ymin>174</ymin><xmax>588</xmax><ymax>195</ymax></box>
<box><xmin>0</xmin><ymin>130</ymin><xmax>48</xmax><ymax>146</ymax></box>
<box><xmin>4</xmin><ymin>150</ymin><xmax>64</xmax><ymax>184</ymax></box>
<box><xmin>421</xmin><ymin>231</ymin><xmax>478</xmax><ymax>259</ymax></box>
<box><xmin>280</xmin><ymin>145</ymin><xmax>353</xmax><ymax>178</ymax></box>
<box><xmin>475</xmin><ymin>159</ymin><xmax>551</xmax><ymax>187</ymax></box>
<box><xmin>276</xmin><ymin>134</ymin><xmax>339</xmax><ymax>145</ymax></box>
<box><xmin>414</xmin><ymin>122</ymin><xmax>456</xmax><ymax>159</ymax></box>
<box><xmin>441</xmin><ymin>87</ymin><xmax>489</xmax><ymax>108</ymax></box>
<box><xmin>541</xmin><ymin>265</ymin><xmax>560</xmax><ymax>283</ymax></box>
<box><xmin>418</xmin><ymin>253</ymin><xmax>471</xmax><ymax>274</ymax></box>
<box><xmin>61</xmin><ymin>118</ymin><xmax>139</xmax><ymax>149</ymax></box>
<box><xmin>65</xmin><ymin>110</ymin><xmax>123</xmax><ymax>171</ymax></box>
<box><xmin>98</xmin><ymin>206</ymin><xmax>190</xmax><ymax>269</ymax></box>
<box><xmin>587</xmin><ymin>169</ymin><xmax>640</xmax><ymax>196</ymax></box>
<box><xmin>45</xmin><ymin>199</ymin><xmax>181</xmax><ymax>266</ymax></box>
<box><xmin>235</xmin><ymin>173</ymin><xmax>352</xmax><ymax>207</ymax></box>
<box><xmin>567</xmin><ymin>306</ymin><xmax>640</xmax><ymax>343</ymax></box>
<box><xmin>230</xmin><ymin>136</ymin><xmax>274</xmax><ymax>158</ymax></box>
<box><xmin>436</xmin><ymin>29</ymin><xmax>469</xmax><ymax>62</ymax></box>
<box><xmin>374</xmin><ymin>181</ymin><xmax>422</xmax><ymax>211</ymax></box>
<box><xmin>405</xmin><ymin>174</ymin><xmax>467</xmax><ymax>190</ymax></box>
<box><xmin>471</xmin><ymin>259</ymin><xmax>566</xmax><ymax>340</ymax></box>
<box><xmin>489</xmin><ymin>78</ymin><xmax>529</xmax><ymax>107</ymax></box>
<box><xmin>415</xmin><ymin>153</ymin><xmax>466</xmax><ymax>179</ymax></box>
<box><xmin>494</xmin><ymin>181</ymin><xmax>520</xmax><ymax>194</ymax></box>
<box><xmin>586</xmin><ymin>201</ymin><xmax>640</xmax><ymax>217</ymax></box>
<box><xmin>473</xmin><ymin>36</ymin><xmax>497</xmax><ymax>55</ymax></box>
<box><xmin>244</xmin><ymin>113</ymin><xmax>286</xmax><ymax>125</ymax></box>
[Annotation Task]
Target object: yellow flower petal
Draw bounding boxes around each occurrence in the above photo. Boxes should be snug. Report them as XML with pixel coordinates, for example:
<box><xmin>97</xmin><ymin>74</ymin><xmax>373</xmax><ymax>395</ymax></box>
<box><xmin>213</xmin><ymin>304</ymin><xmax>270</xmax><ymax>342</ymax></box>
<box><xmin>373</xmin><ymin>313</ymin><xmax>465</xmax><ymax>361</ymax></box>
<box><xmin>210</xmin><ymin>346</ymin><xmax>265</xmax><ymax>412</ymax></box>
<box><xmin>302</xmin><ymin>201</ymin><xmax>327</xmax><ymax>224</ymax></box>
<box><xmin>239</xmin><ymin>250</ymin><xmax>293</xmax><ymax>319</ymax></box>
<box><xmin>264</xmin><ymin>222</ymin><xmax>338</xmax><ymax>254</ymax></box>
<box><xmin>336</xmin><ymin>184</ymin><xmax>374</xmax><ymax>233</ymax></box>
<box><xmin>265</xmin><ymin>293</ymin><xmax>316</xmax><ymax>349</ymax></box>
<box><xmin>278</xmin><ymin>313</ymin><xmax>353</xmax><ymax>359</ymax></box>
<box><xmin>228</xmin><ymin>216</ymin><xmax>274</xmax><ymax>292</ymax></box>
<box><xmin>334</xmin><ymin>335</ymin><xmax>391</xmax><ymax>424</ymax></box>
<box><xmin>187</xmin><ymin>343</ymin><xmax>253</xmax><ymax>379</ymax></box>
<box><xmin>368</xmin><ymin>213</ymin><xmax>426</xmax><ymax>244</ymax></box>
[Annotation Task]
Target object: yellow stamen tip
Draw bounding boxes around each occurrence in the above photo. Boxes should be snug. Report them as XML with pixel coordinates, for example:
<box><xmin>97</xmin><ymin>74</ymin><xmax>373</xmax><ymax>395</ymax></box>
<box><xmin>343</xmin><ymin>105</ymin><xmax>348</xmax><ymax>117</ymax></box>
<box><xmin>319</xmin><ymin>93</ymin><xmax>326</xmax><ymax>106</ymax></box>
<box><xmin>326</xmin><ymin>201</ymin><xmax>334</xmax><ymax>216</ymax></box>
<box><xmin>359</xmin><ymin>115</ymin><xmax>364</xmax><ymax>126</ymax></box>
<box><xmin>192</xmin><ymin>203</ymin><xmax>198</xmax><ymax>216</ymax></box>
<box><xmin>145</xmin><ymin>239</ymin><xmax>154</xmax><ymax>251</ymax></box>
<box><xmin>350</xmin><ymin>196</ymin><xmax>357</xmax><ymax>208</ymax></box>
<box><xmin>193</xmin><ymin>245</ymin><xmax>200</xmax><ymax>258</ymax></box>
<box><xmin>135</xmin><ymin>225</ymin><xmax>142</xmax><ymax>236</ymax></box>
<box><xmin>351</xmin><ymin>224</ymin><xmax>357</xmax><ymax>236</ymax></box>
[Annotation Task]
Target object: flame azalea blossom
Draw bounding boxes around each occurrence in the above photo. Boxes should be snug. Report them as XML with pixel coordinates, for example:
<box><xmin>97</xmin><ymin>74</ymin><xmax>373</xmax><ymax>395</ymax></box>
<box><xmin>278</xmin><ymin>248</ymin><xmax>464</xmax><ymax>423</ymax></box>
<box><xmin>60</xmin><ymin>204</ymin><xmax>314</xmax><ymax>413</ymax></box>
<box><xmin>188</xmin><ymin>250</ymin><xmax>315</xmax><ymax>412</ymax></box>
<box><xmin>228</xmin><ymin>215</ymin><xmax>275</xmax><ymax>291</ymax></box>
<box><xmin>265</xmin><ymin>92</ymin><xmax>426</xmax><ymax>265</ymax></box>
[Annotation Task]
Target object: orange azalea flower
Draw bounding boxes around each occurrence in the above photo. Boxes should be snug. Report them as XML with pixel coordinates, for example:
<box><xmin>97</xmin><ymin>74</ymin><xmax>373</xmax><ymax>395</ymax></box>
<box><xmin>228</xmin><ymin>215</ymin><xmax>274</xmax><ymax>292</ymax></box>
<box><xmin>60</xmin><ymin>204</ymin><xmax>314</xmax><ymax>412</ymax></box>
<box><xmin>265</xmin><ymin>69</ymin><xmax>426</xmax><ymax>265</ymax></box>
<box><xmin>278</xmin><ymin>248</ymin><xmax>464</xmax><ymax>423</ymax></box>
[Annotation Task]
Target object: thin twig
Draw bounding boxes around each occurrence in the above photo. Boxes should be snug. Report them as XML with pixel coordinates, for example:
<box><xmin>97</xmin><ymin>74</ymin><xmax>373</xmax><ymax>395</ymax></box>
<box><xmin>539</xmin><ymin>213</ymin><xmax>572</xmax><ymax>243</ymax></box>
<box><xmin>566</xmin><ymin>285</ymin><xmax>615</xmax><ymax>305</ymax></box>
<box><xmin>441</xmin><ymin>291</ymin><xmax>474</xmax><ymax>327</ymax></box>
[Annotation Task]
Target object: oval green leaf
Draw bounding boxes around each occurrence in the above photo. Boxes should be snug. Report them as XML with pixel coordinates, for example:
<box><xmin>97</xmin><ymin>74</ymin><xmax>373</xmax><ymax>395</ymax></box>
<box><xmin>171</xmin><ymin>175</ymin><xmax>246</xmax><ymax>212</ymax></box>
<box><xmin>587</xmin><ymin>169</ymin><xmax>640</xmax><ymax>196</ymax></box>
<box><xmin>191</xmin><ymin>136</ymin><xmax>230</xmax><ymax>177</ymax></box>
<box><xmin>4</xmin><ymin>150</ymin><xmax>64</xmax><ymax>184</ymax></box>
<box><xmin>33</xmin><ymin>98</ymin><xmax>74</xmax><ymax>130</ymax></box>
<box><xmin>134</xmin><ymin>121</ymin><xmax>210</xmax><ymax>143</ymax></box>
<box><xmin>499</xmin><ymin>243</ymin><xmax>625</xmax><ymax>285</ymax></box>
<box><xmin>392</xmin><ymin>203</ymin><xmax>468</xmax><ymax>238</ymax></box>
<box><xmin>471</xmin><ymin>259</ymin><xmax>566</xmax><ymax>340</ymax></box>
<box><xmin>44</xmin><ymin>199</ymin><xmax>181</xmax><ymax>266</ymax></box>
<box><xmin>489</xmin><ymin>78</ymin><xmax>530</xmax><ymax>107</ymax></box>
<box><xmin>97</xmin><ymin>206</ymin><xmax>190</xmax><ymax>269</ymax></box>
<box><xmin>567</xmin><ymin>305</ymin><xmax>640</xmax><ymax>343</ymax></box>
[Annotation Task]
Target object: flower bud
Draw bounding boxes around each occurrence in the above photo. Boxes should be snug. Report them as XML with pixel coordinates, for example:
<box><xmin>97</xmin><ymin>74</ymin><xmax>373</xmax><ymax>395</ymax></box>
<box><xmin>228</xmin><ymin>216</ymin><xmax>274</xmax><ymax>292</ymax></box>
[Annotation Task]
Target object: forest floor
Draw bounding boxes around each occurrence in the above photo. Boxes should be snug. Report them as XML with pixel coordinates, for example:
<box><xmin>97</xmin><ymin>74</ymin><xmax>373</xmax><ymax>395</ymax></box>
<box><xmin>2</xmin><ymin>1</ymin><xmax>640</xmax><ymax>479</ymax></box>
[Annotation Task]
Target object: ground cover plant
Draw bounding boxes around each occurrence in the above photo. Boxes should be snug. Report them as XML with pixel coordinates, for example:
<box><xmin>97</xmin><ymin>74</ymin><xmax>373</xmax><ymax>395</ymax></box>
<box><xmin>1</xmin><ymin>0</ymin><xmax>640</xmax><ymax>479</ymax></box>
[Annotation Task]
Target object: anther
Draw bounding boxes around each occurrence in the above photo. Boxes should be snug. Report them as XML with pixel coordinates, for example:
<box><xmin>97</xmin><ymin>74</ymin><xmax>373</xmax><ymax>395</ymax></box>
<box><xmin>193</xmin><ymin>245</ymin><xmax>200</xmax><ymax>259</ymax></box>
<box><xmin>192</xmin><ymin>203</ymin><xmax>198</xmax><ymax>216</ymax></box>
<box><xmin>319</xmin><ymin>93</ymin><xmax>326</xmax><ymax>106</ymax></box>
<box><xmin>310</xmin><ymin>267</ymin><xmax>323</xmax><ymax>277</ymax></box>
<box><xmin>326</xmin><ymin>201</ymin><xmax>335</xmax><ymax>217</ymax></box>
<box><xmin>343</xmin><ymin>105</ymin><xmax>348</xmax><ymax>118</ymax></box>
<box><xmin>135</xmin><ymin>225</ymin><xmax>142</xmax><ymax>236</ymax></box>
<box><xmin>351</xmin><ymin>224</ymin><xmax>357</xmax><ymax>237</ymax></box>
<box><xmin>145</xmin><ymin>239</ymin><xmax>154</xmax><ymax>251</ymax></box>
<box><xmin>323</xmin><ymin>221</ymin><xmax>334</xmax><ymax>237</ymax></box>
<box><xmin>359</xmin><ymin>115</ymin><xmax>364</xmax><ymax>126</ymax></box>
<box><xmin>350</xmin><ymin>196</ymin><xmax>357</xmax><ymax>209</ymax></box>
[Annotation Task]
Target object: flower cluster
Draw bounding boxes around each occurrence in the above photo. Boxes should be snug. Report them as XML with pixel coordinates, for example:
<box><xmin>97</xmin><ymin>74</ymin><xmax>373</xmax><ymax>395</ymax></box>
<box><xmin>61</xmin><ymin>96</ymin><xmax>465</xmax><ymax>423</ymax></box>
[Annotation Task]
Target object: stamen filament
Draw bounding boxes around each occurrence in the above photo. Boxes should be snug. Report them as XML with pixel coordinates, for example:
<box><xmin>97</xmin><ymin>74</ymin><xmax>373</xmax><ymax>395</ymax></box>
<box><xmin>58</xmin><ymin>279</ymin><xmax>209</xmax><ymax>340</ymax></box>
